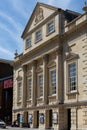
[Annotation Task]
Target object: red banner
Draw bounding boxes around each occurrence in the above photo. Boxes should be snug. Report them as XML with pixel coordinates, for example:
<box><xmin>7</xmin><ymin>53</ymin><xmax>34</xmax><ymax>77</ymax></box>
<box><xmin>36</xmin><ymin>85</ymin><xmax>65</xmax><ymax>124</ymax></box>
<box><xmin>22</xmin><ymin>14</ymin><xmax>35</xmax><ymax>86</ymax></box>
<box><xmin>4</xmin><ymin>79</ymin><xmax>13</xmax><ymax>89</ymax></box>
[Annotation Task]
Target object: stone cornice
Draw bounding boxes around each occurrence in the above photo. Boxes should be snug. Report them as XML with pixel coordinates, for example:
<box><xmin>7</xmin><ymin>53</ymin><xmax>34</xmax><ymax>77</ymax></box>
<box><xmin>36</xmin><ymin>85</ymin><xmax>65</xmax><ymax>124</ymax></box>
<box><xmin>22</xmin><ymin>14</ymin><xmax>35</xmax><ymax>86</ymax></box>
<box><xmin>13</xmin><ymin>100</ymin><xmax>87</xmax><ymax>112</ymax></box>
<box><xmin>14</xmin><ymin>35</ymin><xmax>61</xmax><ymax>66</ymax></box>
<box><xmin>61</xmin><ymin>18</ymin><xmax>87</xmax><ymax>41</ymax></box>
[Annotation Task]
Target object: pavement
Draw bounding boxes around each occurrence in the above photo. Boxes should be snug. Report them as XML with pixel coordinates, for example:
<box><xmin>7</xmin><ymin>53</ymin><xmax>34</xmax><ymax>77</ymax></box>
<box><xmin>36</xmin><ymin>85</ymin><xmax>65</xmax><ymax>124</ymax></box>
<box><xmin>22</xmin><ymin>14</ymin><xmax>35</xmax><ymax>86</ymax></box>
<box><xmin>0</xmin><ymin>126</ymin><xmax>55</xmax><ymax>130</ymax></box>
<box><xmin>2</xmin><ymin>126</ymin><xmax>46</xmax><ymax>130</ymax></box>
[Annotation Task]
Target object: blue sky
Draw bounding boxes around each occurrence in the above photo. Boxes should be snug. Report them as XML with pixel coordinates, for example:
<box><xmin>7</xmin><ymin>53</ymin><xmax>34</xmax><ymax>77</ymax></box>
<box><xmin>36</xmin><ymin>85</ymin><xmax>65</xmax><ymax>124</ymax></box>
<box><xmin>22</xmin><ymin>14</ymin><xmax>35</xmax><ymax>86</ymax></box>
<box><xmin>0</xmin><ymin>0</ymin><xmax>85</xmax><ymax>60</ymax></box>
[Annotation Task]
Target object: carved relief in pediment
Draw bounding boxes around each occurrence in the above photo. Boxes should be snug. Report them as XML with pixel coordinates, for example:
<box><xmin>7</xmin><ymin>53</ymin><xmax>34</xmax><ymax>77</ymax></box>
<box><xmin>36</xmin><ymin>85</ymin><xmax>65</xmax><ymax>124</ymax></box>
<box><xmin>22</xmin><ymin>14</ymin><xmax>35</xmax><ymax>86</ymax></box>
<box><xmin>35</xmin><ymin>7</ymin><xmax>44</xmax><ymax>25</ymax></box>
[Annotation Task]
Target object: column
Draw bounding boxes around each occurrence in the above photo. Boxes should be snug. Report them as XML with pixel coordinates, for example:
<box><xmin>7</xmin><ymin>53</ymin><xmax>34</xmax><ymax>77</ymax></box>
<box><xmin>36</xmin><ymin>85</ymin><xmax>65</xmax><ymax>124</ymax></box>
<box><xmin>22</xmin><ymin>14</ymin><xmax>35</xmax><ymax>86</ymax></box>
<box><xmin>43</xmin><ymin>54</ymin><xmax>48</xmax><ymax>105</ymax></box>
<box><xmin>55</xmin><ymin>47</ymin><xmax>63</xmax><ymax>103</ymax></box>
<box><xmin>22</xmin><ymin>65</ymin><xmax>27</xmax><ymax>108</ymax></box>
<box><xmin>32</xmin><ymin>60</ymin><xmax>37</xmax><ymax>106</ymax></box>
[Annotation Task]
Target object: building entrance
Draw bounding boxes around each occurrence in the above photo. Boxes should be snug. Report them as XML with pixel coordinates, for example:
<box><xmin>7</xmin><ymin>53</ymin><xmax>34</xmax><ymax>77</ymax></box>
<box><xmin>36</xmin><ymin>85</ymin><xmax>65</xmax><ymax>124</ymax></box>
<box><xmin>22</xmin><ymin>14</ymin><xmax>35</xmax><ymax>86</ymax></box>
<box><xmin>36</xmin><ymin>111</ymin><xmax>39</xmax><ymax>128</ymax></box>
<box><xmin>67</xmin><ymin>109</ymin><xmax>71</xmax><ymax>130</ymax></box>
<box><xmin>46</xmin><ymin>109</ymin><xmax>52</xmax><ymax>128</ymax></box>
<box><xmin>49</xmin><ymin>110</ymin><xmax>52</xmax><ymax>128</ymax></box>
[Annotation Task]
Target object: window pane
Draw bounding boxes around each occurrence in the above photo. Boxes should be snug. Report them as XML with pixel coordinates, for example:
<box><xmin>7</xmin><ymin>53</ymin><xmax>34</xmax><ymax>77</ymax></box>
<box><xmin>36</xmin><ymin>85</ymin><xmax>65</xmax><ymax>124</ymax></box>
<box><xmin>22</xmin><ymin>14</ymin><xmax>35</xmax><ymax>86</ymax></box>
<box><xmin>68</xmin><ymin>63</ymin><xmax>77</xmax><ymax>92</ymax></box>
<box><xmin>18</xmin><ymin>83</ymin><xmax>22</xmax><ymax>102</ymax></box>
<box><xmin>26</xmin><ymin>38</ymin><xmax>31</xmax><ymax>49</ymax></box>
<box><xmin>51</xmin><ymin>70</ymin><xmax>56</xmax><ymax>95</ymax></box>
<box><xmin>38</xmin><ymin>75</ymin><xmax>43</xmax><ymax>97</ymax></box>
<box><xmin>48</xmin><ymin>21</ymin><xmax>54</xmax><ymax>34</ymax></box>
<box><xmin>36</xmin><ymin>30</ymin><xmax>42</xmax><ymax>41</ymax></box>
<box><xmin>27</xmin><ymin>79</ymin><xmax>32</xmax><ymax>100</ymax></box>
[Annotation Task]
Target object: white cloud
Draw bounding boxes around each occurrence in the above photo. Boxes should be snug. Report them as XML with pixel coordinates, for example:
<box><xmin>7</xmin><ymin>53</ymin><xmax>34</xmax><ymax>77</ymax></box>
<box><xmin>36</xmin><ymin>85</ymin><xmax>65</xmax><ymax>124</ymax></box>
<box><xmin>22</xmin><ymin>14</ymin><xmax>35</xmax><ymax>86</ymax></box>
<box><xmin>0</xmin><ymin>46</ymin><xmax>13</xmax><ymax>56</ymax></box>
<box><xmin>0</xmin><ymin>11</ymin><xmax>23</xmax><ymax>32</ymax></box>
<box><xmin>8</xmin><ymin>0</ymin><xmax>29</xmax><ymax>20</ymax></box>
<box><xmin>0</xmin><ymin>22</ymin><xmax>22</xmax><ymax>47</ymax></box>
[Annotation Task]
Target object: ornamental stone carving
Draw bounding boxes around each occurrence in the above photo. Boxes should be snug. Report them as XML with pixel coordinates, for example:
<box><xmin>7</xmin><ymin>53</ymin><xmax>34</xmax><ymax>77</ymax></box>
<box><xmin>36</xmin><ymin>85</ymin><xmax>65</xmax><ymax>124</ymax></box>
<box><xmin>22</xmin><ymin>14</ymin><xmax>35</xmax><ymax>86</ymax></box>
<box><xmin>35</xmin><ymin>7</ymin><xmax>44</xmax><ymax>24</ymax></box>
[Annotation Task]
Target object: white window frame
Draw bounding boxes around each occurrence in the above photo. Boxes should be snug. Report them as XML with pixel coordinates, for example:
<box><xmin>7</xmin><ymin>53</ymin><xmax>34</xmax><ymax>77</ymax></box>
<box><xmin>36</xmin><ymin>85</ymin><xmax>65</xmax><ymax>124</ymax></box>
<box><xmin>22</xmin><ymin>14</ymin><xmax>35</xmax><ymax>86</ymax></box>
<box><xmin>47</xmin><ymin>20</ymin><xmax>55</xmax><ymax>35</ymax></box>
<box><xmin>67</xmin><ymin>61</ymin><xmax>77</xmax><ymax>93</ymax></box>
<box><xmin>27</xmin><ymin>78</ymin><xmax>32</xmax><ymax>100</ymax></box>
<box><xmin>35</xmin><ymin>29</ymin><xmax>42</xmax><ymax>42</ymax></box>
<box><xmin>17</xmin><ymin>82</ymin><xmax>22</xmax><ymax>102</ymax></box>
<box><xmin>37</xmin><ymin>73</ymin><xmax>43</xmax><ymax>98</ymax></box>
<box><xmin>49</xmin><ymin>68</ymin><xmax>56</xmax><ymax>96</ymax></box>
<box><xmin>25</xmin><ymin>37</ymin><xmax>31</xmax><ymax>49</ymax></box>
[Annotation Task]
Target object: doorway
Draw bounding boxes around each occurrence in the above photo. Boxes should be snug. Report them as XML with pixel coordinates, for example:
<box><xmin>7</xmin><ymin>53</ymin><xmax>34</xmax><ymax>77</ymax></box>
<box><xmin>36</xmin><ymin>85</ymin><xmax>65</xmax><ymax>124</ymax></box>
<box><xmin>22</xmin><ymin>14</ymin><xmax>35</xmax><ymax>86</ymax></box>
<box><xmin>36</xmin><ymin>111</ymin><xmax>39</xmax><ymax>128</ymax></box>
<box><xmin>49</xmin><ymin>110</ymin><xmax>52</xmax><ymax>128</ymax></box>
<box><xmin>67</xmin><ymin>109</ymin><xmax>71</xmax><ymax>130</ymax></box>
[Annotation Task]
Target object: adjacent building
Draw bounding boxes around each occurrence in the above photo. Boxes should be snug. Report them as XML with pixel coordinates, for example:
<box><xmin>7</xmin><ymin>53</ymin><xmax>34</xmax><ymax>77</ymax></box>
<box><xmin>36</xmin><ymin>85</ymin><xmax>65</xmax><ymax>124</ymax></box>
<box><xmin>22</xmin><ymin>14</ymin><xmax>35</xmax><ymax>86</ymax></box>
<box><xmin>0</xmin><ymin>59</ymin><xmax>13</xmax><ymax>125</ymax></box>
<box><xmin>13</xmin><ymin>2</ymin><xmax>87</xmax><ymax>130</ymax></box>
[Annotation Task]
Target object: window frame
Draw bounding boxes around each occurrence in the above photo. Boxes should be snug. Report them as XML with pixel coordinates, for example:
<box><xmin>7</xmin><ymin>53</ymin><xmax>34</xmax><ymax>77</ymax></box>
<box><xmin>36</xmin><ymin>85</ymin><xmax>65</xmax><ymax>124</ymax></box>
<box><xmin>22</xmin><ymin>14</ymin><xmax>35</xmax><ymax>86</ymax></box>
<box><xmin>25</xmin><ymin>37</ymin><xmax>32</xmax><ymax>49</ymax></box>
<box><xmin>27</xmin><ymin>78</ymin><xmax>32</xmax><ymax>100</ymax></box>
<box><xmin>49</xmin><ymin>68</ymin><xmax>56</xmax><ymax>96</ymax></box>
<box><xmin>37</xmin><ymin>73</ymin><xmax>43</xmax><ymax>98</ymax></box>
<box><xmin>46</xmin><ymin>19</ymin><xmax>55</xmax><ymax>35</ymax></box>
<box><xmin>17</xmin><ymin>82</ymin><xmax>22</xmax><ymax>103</ymax></box>
<box><xmin>35</xmin><ymin>29</ymin><xmax>42</xmax><ymax>43</ymax></box>
<box><xmin>67</xmin><ymin>61</ymin><xmax>78</xmax><ymax>94</ymax></box>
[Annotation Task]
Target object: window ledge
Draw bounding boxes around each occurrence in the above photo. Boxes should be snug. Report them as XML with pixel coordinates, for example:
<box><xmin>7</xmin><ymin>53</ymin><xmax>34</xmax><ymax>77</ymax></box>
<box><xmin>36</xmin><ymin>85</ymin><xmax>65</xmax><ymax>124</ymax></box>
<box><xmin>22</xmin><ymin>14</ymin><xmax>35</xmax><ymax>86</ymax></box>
<box><xmin>25</xmin><ymin>45</ymin><xmax>32</xmax><ymax>50</ymax></box>
<box><xmin>46</xmin><ymin>30</ymin><xmax>55</xmax><ymax>37</ymax></box>
<box><xmin>35</xmin><ymin>38</ymin><xmax>42</xmax><ymax>44</ymax></box>
<box><xmin>17</xmin><ymin>100</ymin><xmax>22</xmax><ymax>104</ymax></box>
<box><xmin>37</xmin><ymin>97</ymin><xmax>43</xmax><ymax>101</ymax></box>
<box><xmin>48</xmin><ymin>94</ymin><xmax>56</xmax><ymax>98</ymax></box>
<box><xmin>26</xmin><ymin>99</ymin><xmax>32</xmax><ymax>102</ymax></box>
<box><xmin>66</xmin><ymin>90</ymin><xmax>79</xmax><ymax>95</ymax></box>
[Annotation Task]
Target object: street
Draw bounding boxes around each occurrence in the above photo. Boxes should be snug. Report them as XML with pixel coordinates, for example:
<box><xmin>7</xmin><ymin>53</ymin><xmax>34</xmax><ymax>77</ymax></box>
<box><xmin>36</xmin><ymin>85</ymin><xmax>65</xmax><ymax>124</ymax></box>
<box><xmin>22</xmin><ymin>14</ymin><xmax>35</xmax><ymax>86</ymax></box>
<box><xmin>0</xmin><ymin>126</ymin><xmax>45</xmax><ymax>130</ymax></box>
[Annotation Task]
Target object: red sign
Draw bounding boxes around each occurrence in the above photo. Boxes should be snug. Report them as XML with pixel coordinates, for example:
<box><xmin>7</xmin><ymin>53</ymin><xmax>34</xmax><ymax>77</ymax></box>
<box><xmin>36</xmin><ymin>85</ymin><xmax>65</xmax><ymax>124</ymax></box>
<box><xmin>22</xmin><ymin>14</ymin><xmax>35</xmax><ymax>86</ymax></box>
<box><xmin>4</xmin><ymin>79</ymin><xmax>13</xmax><ymax>89</ymax></box>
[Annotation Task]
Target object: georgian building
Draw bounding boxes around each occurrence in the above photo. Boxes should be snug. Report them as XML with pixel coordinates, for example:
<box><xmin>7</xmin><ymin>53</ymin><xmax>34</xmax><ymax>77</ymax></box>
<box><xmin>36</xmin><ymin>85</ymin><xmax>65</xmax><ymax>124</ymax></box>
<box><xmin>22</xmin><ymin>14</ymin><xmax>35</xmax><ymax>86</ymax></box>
<box><xmin>13</xmin><ymin>2</ymin><xmax>87</xmax><ymax>130</ymax></box>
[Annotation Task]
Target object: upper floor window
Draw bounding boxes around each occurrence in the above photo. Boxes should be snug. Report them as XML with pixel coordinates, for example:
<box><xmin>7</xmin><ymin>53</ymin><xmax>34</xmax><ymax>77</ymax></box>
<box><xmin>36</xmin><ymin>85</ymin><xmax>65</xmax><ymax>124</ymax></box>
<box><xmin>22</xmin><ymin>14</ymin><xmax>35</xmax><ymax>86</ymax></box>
<box><xmin>49</xmin><ymin>69</ymin><xmax>56</xmax><ymax>95</ymax></box>
<box><xmin>17</xmin><ymin>82</ymin><xmax>22</xmax><ymax>102</ymax></box>
<box><xmin>38</xmin><ymin>74</ymin><xmax>43</xmax><ymax>97</ymax></box>
<box><xmin>68</xmin><ymin>63</ymin><xmax>77</xmax><ymax>92</ymax></box>
<box><xmin>47</xmin><ymin>21</ymin><xmax>55</xmax><ymax>35</ymax></box>
<box><xmin>25</xmin><ymin>37</ymin><xmax>31</xmax><ymax>49</ymax></box>
<box><xmin>27</xmin><ymin>78</ymin><xmax>32</xmax><ymax>100</ymax></box>
<box><xmin>36</xmin><ymin>29</ymin><xmax>42</xmax><ymax>42</ymax></box>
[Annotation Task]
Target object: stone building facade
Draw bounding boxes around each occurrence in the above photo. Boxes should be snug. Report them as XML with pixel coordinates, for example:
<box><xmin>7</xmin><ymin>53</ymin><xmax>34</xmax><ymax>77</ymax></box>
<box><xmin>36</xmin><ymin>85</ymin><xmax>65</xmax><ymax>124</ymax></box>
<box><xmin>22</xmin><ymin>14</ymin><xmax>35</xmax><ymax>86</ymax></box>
<box><xmin>13</xmin><ymin>2</ymin><xmax>87</xmax><ymax>130</ymax></box>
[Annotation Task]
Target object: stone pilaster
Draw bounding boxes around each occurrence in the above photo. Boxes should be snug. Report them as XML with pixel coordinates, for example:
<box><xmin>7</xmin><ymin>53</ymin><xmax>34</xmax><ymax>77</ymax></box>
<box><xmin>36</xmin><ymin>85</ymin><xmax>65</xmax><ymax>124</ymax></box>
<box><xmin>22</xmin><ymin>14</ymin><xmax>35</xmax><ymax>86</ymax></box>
<box><xmin>58</xmin><ymin>107</ymin><xmax>67</xmax><ymax>130</ymax></box>
<box><xmin>55</xmin><ymin>47</ymin><xmax>63</xmax><ymax>103</ymax></box>
<box><xmin>22</xmin><ymin>65</ymin><xmax>27</xmax><ymax>108</ymax></box>
<box><xmin>43</xmin><ymin>54</ymin><xmax>48</xmax><ymax>105</ymax></box>
<box><xmin>32</xmin><ymin>60</ymin><xmax>37</xmax><ymax>106</ymax></box>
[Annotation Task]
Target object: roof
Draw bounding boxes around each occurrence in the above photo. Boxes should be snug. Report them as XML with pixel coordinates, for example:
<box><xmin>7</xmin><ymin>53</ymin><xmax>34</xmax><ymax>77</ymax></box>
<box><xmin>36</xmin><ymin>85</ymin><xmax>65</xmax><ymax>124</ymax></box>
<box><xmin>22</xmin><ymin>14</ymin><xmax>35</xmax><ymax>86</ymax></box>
<box><xmin>64</xmin><ymin>9</ymin><xmax>81</xmax><ymax>22</ymax></box>
<box><xmin>21</xmin><ymin>2</ymin><xmax>62</xmax><ymax>38</ymax></box>
<box><xmin>0</xmin><ymin>58</ymin><xmax>13</xmax><ymax>66</ymax></box>
<box><xmin>21</xmin><ymin>2</ymin><xmax>81</xmax><ymax>38</ymax></box>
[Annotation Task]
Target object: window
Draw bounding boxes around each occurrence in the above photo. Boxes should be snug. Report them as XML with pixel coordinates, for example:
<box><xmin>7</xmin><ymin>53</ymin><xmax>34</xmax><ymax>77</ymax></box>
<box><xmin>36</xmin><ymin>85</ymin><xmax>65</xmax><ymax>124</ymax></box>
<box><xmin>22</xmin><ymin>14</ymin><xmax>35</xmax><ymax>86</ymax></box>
<box><xmin>38</xmin><ymin>74</ymin><xmax>43</xmax><ymax>97</ymax></box>
<box><xmin>36</xmin><ymin>30</ymin><xmax>42</xmax><ymax>42</ymax></box>
<box><xmin>26</xmin><ymin>37</ymin><xmax>31</xmax><ymax>49</ymax></box>
<box><xmin>17</xmin><ymin>82</ymin><xmax>22</xmax><ymax>102</ymax></box>
<box><xmin>47</xmin><ymin>21</ymin><xmax>54</xmax><ymax>34</ymax></box>
<box><xmin>50</xmin><ymin>69</ymin><xmax>56</xmax><ymax>95</ymax></box>
<box><xmin>27</xmin><ymin>79</ymin><xmax>32</xmax><ymax>100</ymax></box>
<box><xmin>68</xmin><ymin>63</ymin><xmax>77</xmax><ymax>92</ymax></box>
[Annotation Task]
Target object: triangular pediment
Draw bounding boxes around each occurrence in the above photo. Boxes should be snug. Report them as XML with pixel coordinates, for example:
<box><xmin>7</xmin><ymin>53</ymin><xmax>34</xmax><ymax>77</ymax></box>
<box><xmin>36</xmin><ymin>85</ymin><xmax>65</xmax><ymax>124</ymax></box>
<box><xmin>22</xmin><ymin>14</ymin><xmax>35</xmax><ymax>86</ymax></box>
<box><xmin>21</xmin><ymin>2</ymin><xmax>58</xmax><ymax>38</ymax></box>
